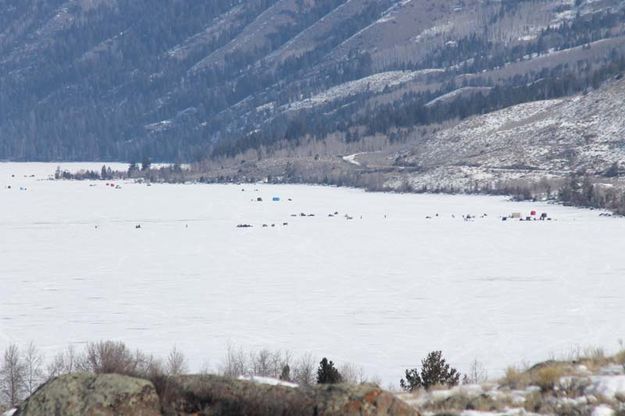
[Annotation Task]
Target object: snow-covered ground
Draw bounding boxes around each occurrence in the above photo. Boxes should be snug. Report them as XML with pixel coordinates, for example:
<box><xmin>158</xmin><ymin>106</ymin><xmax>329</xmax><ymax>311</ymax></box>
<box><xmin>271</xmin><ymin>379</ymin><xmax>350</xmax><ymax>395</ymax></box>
<box><xmin>1</xmin><ymin>163</ymin><xmax>625</xmax><ymax>385</ymax></box>
<box><xmin>285</xmin><ymin>70</ymin><xmax>441</xmax><ymax>111</ymax></box>
<box><xmin>342</xmin><ymin>153</ymin><xmax>363</xmax><ymax>166</ymax></box>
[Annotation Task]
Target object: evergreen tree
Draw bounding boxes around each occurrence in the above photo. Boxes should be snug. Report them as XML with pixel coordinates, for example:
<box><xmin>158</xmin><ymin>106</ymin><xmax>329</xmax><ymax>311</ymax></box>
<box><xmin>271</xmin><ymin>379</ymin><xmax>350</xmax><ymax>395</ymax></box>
<box><xmin>280</xmin><ymin>365</ymin><xmax>291</xmax><ymax>382</ymax></box>
<box><xmin>316</xmin><ymin>358</ymin><xmax>342</xmax><ymax>384</ymax></box>
<box><xmin>400</xmin><ymin>351</ymin><xmax>460</xmax><ymax>391</ymax></box>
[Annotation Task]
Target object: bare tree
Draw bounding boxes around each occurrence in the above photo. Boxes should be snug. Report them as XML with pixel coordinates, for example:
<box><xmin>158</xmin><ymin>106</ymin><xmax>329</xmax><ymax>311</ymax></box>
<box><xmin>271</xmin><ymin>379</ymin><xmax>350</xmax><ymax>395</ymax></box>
<box><xmin>23</xmin><ymin>342</ymin><xmax>44</xmax><ymax>395</ymax></box>
<box><xmin>250</xmin><ymin>349</ymin><xmax>291</xmax><ymax>378</ymax></box>
<box><xmin>339</xmin><ymin>362</ymin><xmax>366</xmax><ymax>385</ymax></box>
<box><xmin>166</xmin><ymin>347</ymin><xmax>187</xmax><ymax>376</ymax></box>
<box><xmin>0</xmin><ymin>344</ymin><xmax>26</xmax><ymax>407</ymax></box>
<box><xmin>291</xmin><ymin>353</ymin><xmax>316</xmax><ymax>386</ymax></box>
<box><xmin>221</xmin><ymin>345</ymin><xmax>248</xmax><ymax>378</ymax></box>
<box><xmin>464</xmin><ymin>359</ymin><xmax>488</xmax><ymax>385</ymax></box>
<box><xmin>46</xmin><ymin>345</ymin><xmax>78</xmax><ymax>379</ymax></box>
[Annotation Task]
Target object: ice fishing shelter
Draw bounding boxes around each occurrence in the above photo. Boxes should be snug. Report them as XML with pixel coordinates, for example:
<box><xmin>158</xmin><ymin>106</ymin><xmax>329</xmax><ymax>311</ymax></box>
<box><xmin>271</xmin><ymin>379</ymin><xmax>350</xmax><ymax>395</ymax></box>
<box><xmin>272</xmin><ymin>196</ymin><xmax>280</xmax><ymax>202</ymax></box>
<box><xmin>510</xmin><ymin>212</ymin><xmax>522</xmax><ymax>219</ymax></box>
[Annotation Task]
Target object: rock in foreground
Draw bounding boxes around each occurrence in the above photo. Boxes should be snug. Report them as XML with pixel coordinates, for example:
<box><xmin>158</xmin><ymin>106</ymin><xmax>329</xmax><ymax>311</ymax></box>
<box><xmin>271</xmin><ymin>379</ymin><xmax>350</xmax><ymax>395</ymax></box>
<box><xmin>16</xmin><ymin>373</ymin><xmax>418</xmax><ymax>416</ymax></box>
<box><xmin>16</xmin><ymin>373</ymin><xmax>161</xmax><ymax>416</ymax></box>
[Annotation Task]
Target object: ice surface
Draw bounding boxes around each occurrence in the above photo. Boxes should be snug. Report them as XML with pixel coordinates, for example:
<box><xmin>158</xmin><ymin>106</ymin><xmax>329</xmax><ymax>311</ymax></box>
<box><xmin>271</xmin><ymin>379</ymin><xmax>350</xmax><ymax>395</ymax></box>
<box><xmin>1</xmin><ymin>163</ymin><xmax>624</xmax><ymax>385</ymax></box>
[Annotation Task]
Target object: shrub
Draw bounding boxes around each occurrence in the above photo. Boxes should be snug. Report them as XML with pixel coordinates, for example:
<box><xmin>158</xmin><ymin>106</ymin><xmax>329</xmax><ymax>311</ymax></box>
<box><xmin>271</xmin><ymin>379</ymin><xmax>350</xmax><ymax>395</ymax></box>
<box><xmin>317</xmin><ymin>358</ymin><xmax>342</xmax><ymax>384</ymax></box>
<box><xmin>502</xmin><ymin>361</ymin><xmax>569</xmax><ymax>392</ymax></box>
<box><xmin>531</xmin><ymin>365</ymin><xmax>566</xmax><ymax>392</ymax></box>
<box><xmin>400</xmin><ymin>351</ymin><xmax>460</xmax><ymax>391</ymax></box>
<box><xmin>500</xmin><ymin>366</ymin><xmax>530</xmax><ymax>389</ymax></box>
<box><xmin>77</xmin><ymin>341</ymin><xmax>159</xmax><ymax>378</ymax></box>
<box><xmin>165</xmin><ymin>347</ymin><xmax>188</xmax><ymax>376</ymax></box>
<box><xmin>523</xmin><ymin>391</ymin><xmax>544</xmax><ymax>413</ymax></box>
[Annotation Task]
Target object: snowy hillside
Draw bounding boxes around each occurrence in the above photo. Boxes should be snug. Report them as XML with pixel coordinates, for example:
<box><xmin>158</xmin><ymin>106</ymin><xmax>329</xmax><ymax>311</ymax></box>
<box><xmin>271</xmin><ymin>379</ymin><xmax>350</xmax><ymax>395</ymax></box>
<box><xmin>397</xmin><ymin>75</ymin><xmax>625</xmax><ymax>190</ymax></box>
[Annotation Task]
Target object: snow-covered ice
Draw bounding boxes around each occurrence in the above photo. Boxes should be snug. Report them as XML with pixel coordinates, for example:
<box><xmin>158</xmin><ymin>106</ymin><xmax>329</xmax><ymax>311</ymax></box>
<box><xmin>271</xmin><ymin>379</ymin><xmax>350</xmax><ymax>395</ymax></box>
<box><xmin>1</xmin><ymin>163</ymin><xmax>625</xmax><ymax>384</ymax></box>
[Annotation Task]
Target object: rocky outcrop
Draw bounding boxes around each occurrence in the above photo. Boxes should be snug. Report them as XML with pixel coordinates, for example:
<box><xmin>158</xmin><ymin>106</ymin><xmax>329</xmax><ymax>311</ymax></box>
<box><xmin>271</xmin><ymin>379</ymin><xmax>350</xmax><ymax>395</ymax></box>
<box><xmin>159</xmin><ymin>375</ymin><xmax>418</xmax><ymax>416</ymax></box>
<box><xmin>312</xmin><ymin>382</ymin><xmax>418</xmax><ymax>416</ymax></box>
<box><xmin>16</xmin><ymin>373</ymin><xmax>161</xmax><ymax>416</ymax></box>
<box><xmin>16</xmin><ymin>373</ymin><xmax>418</xmax><ymax>416</ymax></box>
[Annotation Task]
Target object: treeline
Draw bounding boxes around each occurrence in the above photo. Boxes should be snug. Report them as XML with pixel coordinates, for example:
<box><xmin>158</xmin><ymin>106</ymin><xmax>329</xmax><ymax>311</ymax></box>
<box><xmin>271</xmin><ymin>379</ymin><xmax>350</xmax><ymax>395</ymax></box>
<box><xmin>559</xmin><ymin>174</ymin><xmax>625</xmax><ymax>215</ymax></box>
<box><xmin>1</xmin><ymin>339</ymin><xmax>484</xmax><ymax>413</ymax></box>
<box><xmin>0</xmin><ymin>340</ymin><xmax>383</xmax><ymax>410</ymax></box>
<box><xmin>54</xmin><ymin>162</ymin><xmax>189</xmax><ymax>183</ymax></box>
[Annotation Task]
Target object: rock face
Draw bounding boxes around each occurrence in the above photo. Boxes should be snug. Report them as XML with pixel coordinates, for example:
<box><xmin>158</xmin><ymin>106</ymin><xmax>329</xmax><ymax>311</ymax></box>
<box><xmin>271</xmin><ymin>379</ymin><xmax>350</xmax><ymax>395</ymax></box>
<box><xmin>16</xmin><ymin>373</ymin><xmax>161</xmax><ymax>416</ymax></box>
<box><xmin>159</xmin><ymin>375</ymin><xmax>418</xmax><ymax>416</ymax></box>
<box><xmin>312</xmin><ymin>383</ymin><xmax>418</xmax><ymax>416</ymax></box>
<box><xmin>16</xmin><ymin>373</ymin><xmax>417</xmax><ymax>416</ymax></box>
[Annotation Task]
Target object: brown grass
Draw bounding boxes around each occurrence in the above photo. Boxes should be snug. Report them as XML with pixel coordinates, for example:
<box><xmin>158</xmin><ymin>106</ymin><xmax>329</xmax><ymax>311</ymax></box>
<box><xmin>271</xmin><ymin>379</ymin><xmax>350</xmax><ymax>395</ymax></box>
<box><xmin>500</xmin><ymin>366</ymin><xmax>531</xmax><ymax>390</ymax></box>
<box><xmin>530</xmin><ymin>365</ymin><xmax>567</xmax><ymax>392</ymax></box>
<box><xmin>500</xmin><ymin>361</ymin><xmax>578</xmax><ymax>392</ymax></box>
<box><xmin>523</xmin><ymin>391</ymin><xmax>544</xmax><ymax>413</ymax></box>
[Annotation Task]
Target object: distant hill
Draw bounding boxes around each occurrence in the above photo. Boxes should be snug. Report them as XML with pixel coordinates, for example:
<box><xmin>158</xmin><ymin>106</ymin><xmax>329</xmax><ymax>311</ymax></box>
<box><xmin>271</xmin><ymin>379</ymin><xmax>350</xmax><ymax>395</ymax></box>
<box><xmin>395</xmin><ymin>74</ymin><xmax>625</xmax><ymax>191</ymax></box>
<box><xmin>0</xmin><ymin>0</ymin><xmax>624</xmax><ymax>162</ymax></box>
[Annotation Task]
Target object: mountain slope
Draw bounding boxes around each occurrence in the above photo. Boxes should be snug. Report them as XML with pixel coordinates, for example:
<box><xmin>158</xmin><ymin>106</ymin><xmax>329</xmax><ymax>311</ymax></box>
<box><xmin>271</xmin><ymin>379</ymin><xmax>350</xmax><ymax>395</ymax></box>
<box><xmin>393</xmin><ymin>74</ymin><xmax>625</xmax><ymax>190</ymax></box>
<box><xmin>0</xmin><ymin>0</ymin><xmax>624</xmax><ymax>162</ymax></box>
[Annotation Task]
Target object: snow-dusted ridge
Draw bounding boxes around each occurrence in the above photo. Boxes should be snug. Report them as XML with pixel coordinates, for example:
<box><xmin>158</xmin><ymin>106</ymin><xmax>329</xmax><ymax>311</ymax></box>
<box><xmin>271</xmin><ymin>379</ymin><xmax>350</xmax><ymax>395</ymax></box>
<box><xmin>286</xmin><ymin>69</ymin><xmax>443</xmax><ymax>111</ymax></box>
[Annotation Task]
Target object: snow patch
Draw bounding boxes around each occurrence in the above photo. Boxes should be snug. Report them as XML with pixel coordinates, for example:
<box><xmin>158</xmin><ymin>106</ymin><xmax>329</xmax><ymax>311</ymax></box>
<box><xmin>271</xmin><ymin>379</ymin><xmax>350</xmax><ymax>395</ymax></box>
<box><xmin>592</xmin><ymin>405</ymin><xmax>615</xmax><ymax>416</ymax></box>
<box><xmin>286</xmin><ymin>70</ymin><xmax>442</xmax><ymax>111</ymax></box>
<box><xmin>238</xmin><ymin>375</ymin><xmax>298</xmax><ymax>388</ymax></box>
<box><xmin>586</xmin><ymin>375</ymin><xmax>625</xmax><ymax>399</ymax></box>
<box><xmin>342</xmin><ymin>153</ymin><xmax>363</xmax><ymax>166</ymax></box>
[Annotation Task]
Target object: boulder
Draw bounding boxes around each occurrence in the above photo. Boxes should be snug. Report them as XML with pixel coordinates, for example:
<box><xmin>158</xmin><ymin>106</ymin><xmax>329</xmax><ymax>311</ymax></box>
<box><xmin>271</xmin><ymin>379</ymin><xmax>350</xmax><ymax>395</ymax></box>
<box><xmin>16</xmin><ymin>373</ymin><xmax>161</xmax><ymax>416</ymax></box>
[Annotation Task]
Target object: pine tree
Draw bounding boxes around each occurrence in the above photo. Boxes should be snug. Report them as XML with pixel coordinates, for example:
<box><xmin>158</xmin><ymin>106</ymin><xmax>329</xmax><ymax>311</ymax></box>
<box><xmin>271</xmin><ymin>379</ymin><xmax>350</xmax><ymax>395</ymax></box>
<box><xmin>316</xmin><ymin>358</ymin><xmax>342</xmax><ymax>384</ymax></box>
<box><xmin>400</xmin><ymin>351</ymin><xmax>460</xmax><ymax>391</ymax></box>
<box><xmin>280</xmin><ymin>365</ymin><xmax>291</xmax><ymax>382</ymax></box>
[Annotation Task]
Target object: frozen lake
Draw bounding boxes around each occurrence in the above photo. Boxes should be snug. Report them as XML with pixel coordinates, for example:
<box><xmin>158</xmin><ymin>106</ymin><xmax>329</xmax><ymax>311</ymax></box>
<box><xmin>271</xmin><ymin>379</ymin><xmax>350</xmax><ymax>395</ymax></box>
<box><xmin>1</xmin><ymin>163</ymin><xmax>624</xmax><ymax>385</ymax></box>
